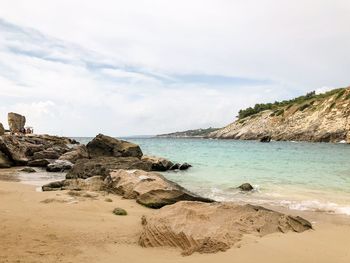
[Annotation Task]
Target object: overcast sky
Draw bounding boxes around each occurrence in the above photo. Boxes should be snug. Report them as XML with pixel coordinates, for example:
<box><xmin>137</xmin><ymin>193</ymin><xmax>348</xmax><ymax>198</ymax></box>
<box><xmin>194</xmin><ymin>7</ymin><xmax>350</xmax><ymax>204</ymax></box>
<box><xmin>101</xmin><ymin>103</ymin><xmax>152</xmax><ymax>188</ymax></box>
<box><xmin>0</xmin><ymin>0</ymin><xmax>349</xmax><ymax>136</ymax></box>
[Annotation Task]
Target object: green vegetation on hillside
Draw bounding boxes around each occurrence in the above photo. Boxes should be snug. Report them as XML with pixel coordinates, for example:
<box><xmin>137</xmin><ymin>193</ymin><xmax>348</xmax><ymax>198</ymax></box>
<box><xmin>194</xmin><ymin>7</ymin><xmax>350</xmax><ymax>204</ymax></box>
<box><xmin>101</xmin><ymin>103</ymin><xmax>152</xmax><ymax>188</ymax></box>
<box><xmin>237</xmin><ymin>88</ymin><xmax>346</xmax><ymax>119</ymax></box>
<box><xmin>157</xmin><ymin>127</ymin><xmax>219</xmax><ymax>137</ymax></box>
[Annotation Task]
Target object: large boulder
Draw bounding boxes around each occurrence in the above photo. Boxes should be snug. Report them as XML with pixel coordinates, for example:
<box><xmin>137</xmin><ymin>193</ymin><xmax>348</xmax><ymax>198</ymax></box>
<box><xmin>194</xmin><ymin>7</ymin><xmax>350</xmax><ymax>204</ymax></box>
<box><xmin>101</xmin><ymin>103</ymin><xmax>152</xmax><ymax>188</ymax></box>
<box><xmin>104</xmin><ymin>169</ymin><xmax>213</xmax><ymax>208</ymax></box>
<box><xmin>0</xmin><ymin>123</ymin><xmax>4</xmax><ymax>135</ymax></box>
<box><xmin>8</xmin><ymin>112</ymin><xmax>26</xmax><ymax>132</ymax></box>
<box><xmin>32</xmin><ymin>149</ymin><xmax>61</xmax><ymax>160</ymax></box>
<box><xmin>141</xmin><ymin>155</ymin><xmax>174</xmax><ymax>171</ymax></box>
<box><xmin>58</xmin><ymin>145</ymin><xmax>89</xmax><ymax>163</ymax></box>
<box><xmin>0</xmin><ymin>151</ymin><xmax>12</xmax><ymax>168</ymax></box>
<box><xmin>139</xmin><ymin>201</ymin><xmax>312</xmax><ymax>255</ymax></box>
<box><xmin>46</xmin><ymin>160</ymin><xmax>73</xmax><ymax>172</ymax></box>
<box><xmin>28</xmin><ymin>159</ymin><xmax>50</xmax><ymax>167</ymax></box>
<box><xmin>86</xmin><ymin>134</ymin><xmax>143</xmax><ymax>158</ymax></box>
<box><xmin>0</xmin><ymin>135</ymin><xmax>30</xmax><ymax>165</ymax></box>
<box><xmin>66</xmin><ymin>157</ymin><xmax>153</xmax><ymax>179</ymax></box>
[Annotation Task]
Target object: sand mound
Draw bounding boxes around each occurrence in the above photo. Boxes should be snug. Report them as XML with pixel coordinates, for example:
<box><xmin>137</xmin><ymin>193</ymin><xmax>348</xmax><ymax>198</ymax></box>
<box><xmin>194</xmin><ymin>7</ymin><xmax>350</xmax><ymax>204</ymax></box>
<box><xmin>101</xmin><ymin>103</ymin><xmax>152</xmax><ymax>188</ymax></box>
<box><xmin>139</xmin><ymin>201</ymin><xmax>312</xmax><ymax>255</ymax></box>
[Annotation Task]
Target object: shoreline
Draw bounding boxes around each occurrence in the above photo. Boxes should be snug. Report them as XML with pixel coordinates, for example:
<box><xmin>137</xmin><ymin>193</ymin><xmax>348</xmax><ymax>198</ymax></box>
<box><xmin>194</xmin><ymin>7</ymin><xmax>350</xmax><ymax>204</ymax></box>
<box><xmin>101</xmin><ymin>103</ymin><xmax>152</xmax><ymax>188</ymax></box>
<box><xmin>1</xmin><ymin>180</ymin><xmax>350</xmax><ymax>263</ymax></box>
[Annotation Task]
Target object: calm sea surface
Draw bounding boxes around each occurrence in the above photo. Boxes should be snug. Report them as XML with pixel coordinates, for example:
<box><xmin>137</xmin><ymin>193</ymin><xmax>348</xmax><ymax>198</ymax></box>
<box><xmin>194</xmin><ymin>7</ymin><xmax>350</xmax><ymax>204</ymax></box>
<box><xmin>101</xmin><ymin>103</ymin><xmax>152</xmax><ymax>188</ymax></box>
<box><xmin>75</xmin><ymin>137</ymin><xmax>350</xmax><ymax>215</ymax></box>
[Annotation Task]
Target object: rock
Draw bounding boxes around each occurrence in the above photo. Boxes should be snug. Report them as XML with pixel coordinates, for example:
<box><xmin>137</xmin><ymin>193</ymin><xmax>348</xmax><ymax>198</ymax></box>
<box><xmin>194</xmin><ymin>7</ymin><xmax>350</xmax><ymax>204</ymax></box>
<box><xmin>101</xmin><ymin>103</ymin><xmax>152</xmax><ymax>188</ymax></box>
<box><xmin>179</xmin><ymin>162</ymin><xmax>192</xmax><ymax>170</ymax></box>
<box><xmin>28</xmin><ymin>159</ymin><xmax>50</xmax><ymax>167</ymax></box>
<box><xmin>141</xmin><ymin>155</ymin><xmax>174</xmax><ymax>171</ymax></box>
<box><xmin>32</xmin><ymin>149</ymin><xmax>61</xmax><ymax>160</ymax></box>
<box><xmin>46</xmin><ymin>160</ymin><xmax>73</xmax><ymax>172</ymax></box>
<box><xmin>113</xmin><ymin>208</ymin><xmax>127</xmax><ymax>216</ymax></box>
<box><xmin>104</xmin><ymin>169</ymin><xmax>214</xmax><ymax>208</ymax></box>
<box><xmin>260</xmin><ymin>135</ymin><xmax>271</xmax><ymax>143</ymax></box>
<box><xmin>0</xmin><ymin>135</ymin><xmax>30</xmax><ymax>165</ymax></box>
<box><xmin>42</xmin><ymin>176</ymin><xmax>106</xmax><ymax>191</ymax></box>
<box><xmin>170</xmin><ymin>163</ymin><xmax>180</xmax><ymax>170</ymax></box>
<box><xmin>20</xmin><ymin>167</ymin><xmax>36</xmax><ymax>173</ymax></box>
<box><xmin>58</xmin><ymin>145</ymin><xmax>89</xmax><ymax>163</ymax></box>
<box><xmin>0</xmin><ymin>123</ymin><xmax>4</xmax><ymax>135</ymax></box>
<box><xmin>8</xmin><ymin>112</ymin><xmax>26</xmax><ymax>132</ymax></box>
<box><xmin>139</xmin><ymin>201</ymin><xmax>312</xmax><ymax>255</ymax></box>
<box><xmin>66</xmin><ymin>156</ymin><xmax>153</xmax><ymax>179</ymax></box>
<box><xmin>87</xmin><ymin>134</ymin><xmax>143</xmax><ymax>158</ymax></box>
<box><xmin>238</xmin><ymin>183</ymin><xmax>254</xmax><ymax>191</ymax></box>
<box><xmin>0</xmin><ymin>151</ymin><xmax>12</xmax><ymax>168</ymax></box>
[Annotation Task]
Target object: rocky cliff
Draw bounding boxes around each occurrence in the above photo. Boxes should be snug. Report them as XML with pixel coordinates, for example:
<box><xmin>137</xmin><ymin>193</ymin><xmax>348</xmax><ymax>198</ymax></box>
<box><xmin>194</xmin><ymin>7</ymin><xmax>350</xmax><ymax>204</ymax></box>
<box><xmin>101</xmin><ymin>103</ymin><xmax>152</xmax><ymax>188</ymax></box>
<box><xmin>209</xmin><ymin>87</ymin><xmax>350</xmax><ymax>143</ymax></box>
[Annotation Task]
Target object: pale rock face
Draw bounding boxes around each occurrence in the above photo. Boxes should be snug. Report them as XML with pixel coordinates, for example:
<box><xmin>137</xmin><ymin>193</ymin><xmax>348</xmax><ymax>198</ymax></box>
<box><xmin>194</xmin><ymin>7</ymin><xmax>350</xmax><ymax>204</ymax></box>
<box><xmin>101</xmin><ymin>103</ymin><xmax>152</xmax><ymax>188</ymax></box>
<box><xmin>8</xmin><ymin>112</ymin><xmax>26</xmax><ymax>132</ymax></box>
<box><xmin>209</xmin><ymin>88</ymin><xmax>350</xmax><ymax>143</ymax></box>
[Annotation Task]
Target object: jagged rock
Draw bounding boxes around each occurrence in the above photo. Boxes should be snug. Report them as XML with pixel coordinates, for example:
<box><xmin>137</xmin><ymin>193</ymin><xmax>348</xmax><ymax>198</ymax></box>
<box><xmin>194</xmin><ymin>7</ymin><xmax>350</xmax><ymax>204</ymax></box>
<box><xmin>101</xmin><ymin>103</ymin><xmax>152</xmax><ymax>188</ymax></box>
<box><xmin>32</xmin><ymin>149</ymin><xmax>61</xmax><ymax>160</ymax></box>
<box><xmin>58</xmin><ymin>145</ymin><xmax>89</xmax><ymax>163</ymax></box>
<box><xmin>141</xmin><ymin>155</ymin><xmax>174</xmax><ymax>171</ymax></box>
<box><xmin>179</xmin><ymin>162</ymin><xmax>192</xmax><ymax>170</ymax></box>
<box><xmin>87</xmin><ymin>134</ymin><xmax>143</xmax><ymax>158</ymax></box>
<box><xmin>260</xmin><ymin>135</ymin><xmax>271</xmax><ymax>143</ymax></box>
<box><xmin>20</xmin><ymin>167</ymin><xmax>36</xmax><ymax>173</ymax></box>
<box><xmin>0</xmin><ymin>151</ymin><xmax>12</xmax><ymax>168</ymax></box>
<box><xmin>28</xmin><ymin>159</ymin><xmax>50</xmax><ymax>167</ymax></box>
<box><xmin>0</xmin><ymin>123</ymin><xmax>4</xmax><ymax>135</ymax></box>
<box><xmin>170</xmin><ymin>163</ymin><xmax>180</xmax><ymax>170</ymax></box>
<box><xmin>8</xmin><ymin>112</ymin><xmax>26</xmax><ymax>132</ymax></box>
<box><xmin>139</xmin><ymin>201</ymin><xmax>312</xmax><ymax>255</ymax></box>
<box><xmin>46</xmin><ymin>160</ymin><xmax>73</xmax><ymax>172</ymax></box>
<box><xmin>0</xmin><ymin>135</ymin><xmax>30</xmax><ymax>165</ymax></box>
<box><xmin>238</xmin><ymin>183</ymin><xmax>254</xmax><ymax>191</ymax></box>
<box><xmin>42</xmin><ymin>176</ymin><xmax>106</xmax><ymax>191</ymax></box>
<box><xmin>104</xmin><ymin>169</ymin><xmax>213</xmax><ymax>208</ymax></box>
<box><xmin>66</xmin><ymin>157</ymin><xmax>153</xmax><ymax>179</ymax></box>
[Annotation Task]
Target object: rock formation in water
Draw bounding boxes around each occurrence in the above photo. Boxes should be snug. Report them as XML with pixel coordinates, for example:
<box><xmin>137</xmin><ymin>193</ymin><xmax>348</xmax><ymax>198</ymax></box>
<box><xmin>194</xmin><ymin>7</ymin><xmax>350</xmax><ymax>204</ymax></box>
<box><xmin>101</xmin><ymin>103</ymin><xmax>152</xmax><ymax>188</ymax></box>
<box><xmin>139</xmin><ymin>201</ymin><xmax>312</xmax><ymax>255</ymax></box>
<box><xmin>8</xmin><ymin>112</ymin><xmax>26</xmax><ymax>132</ymax></box>
<box><xmin>209</xmin><ymin>87</ymin><xmax>350</xmax><ymax>143</ymax></box>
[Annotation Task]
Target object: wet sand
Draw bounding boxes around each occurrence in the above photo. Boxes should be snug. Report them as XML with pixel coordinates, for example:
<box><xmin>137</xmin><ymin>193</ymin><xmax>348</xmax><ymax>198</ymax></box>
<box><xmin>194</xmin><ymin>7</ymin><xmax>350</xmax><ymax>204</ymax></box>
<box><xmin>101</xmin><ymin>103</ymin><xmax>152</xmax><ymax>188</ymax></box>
<box><xmin>0</xmin><ymin>179</ymin><xmax>350</xmax><ymax>263</ymax></box>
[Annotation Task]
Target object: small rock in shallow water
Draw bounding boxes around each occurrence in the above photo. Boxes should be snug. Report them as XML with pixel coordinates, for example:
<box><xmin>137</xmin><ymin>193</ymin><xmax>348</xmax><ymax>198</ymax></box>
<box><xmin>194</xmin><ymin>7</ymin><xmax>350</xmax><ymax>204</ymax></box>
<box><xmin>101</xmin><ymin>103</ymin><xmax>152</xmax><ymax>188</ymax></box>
<box><xmin>20</xmin><ymin>167</ymin><xmax>36</xmax><ymax>173</ymax></box>
<box><xmin>179</xmin><ymin>163</ymin><xmax>192</xmax><ymax>170</ymax></box>
<box><xmin>170</xmin><ymin>163</ymin><xmax>180</xmax><ymax>170</ymax></box>
<box><xmin>113</xmin><ymin>208</ymin><xmax>127</xmax><ymax>216</ymax></box>
<box><xmin>238</xmin><ymin>183</ymin><xmax>254</xmax><ymax>191</ymax></box>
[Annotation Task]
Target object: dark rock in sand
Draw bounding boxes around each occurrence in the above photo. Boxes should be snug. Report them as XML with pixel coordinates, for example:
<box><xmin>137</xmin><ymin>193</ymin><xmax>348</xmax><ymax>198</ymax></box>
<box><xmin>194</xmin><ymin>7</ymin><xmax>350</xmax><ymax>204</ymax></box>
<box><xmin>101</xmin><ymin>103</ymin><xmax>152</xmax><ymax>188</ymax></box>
<box><xmin>66</xmin><ymin>156</ymin><xmax>153</xmax><ymax>179</ymax></box>
<box><xmin>28</xmin><ymin>159</ymin><xmax>50</xmax><ymax>167</ymax></box>
<box><xmin>260</xmin><ymin>135</ymin><xmax>271</xmax><ymax>143</ymax></box>
<box><xmin>46</xmin><ymin>160</ymin><xmax>73</xmax><ymax>172</ymax></box>
<box><xmin>42</xmin><ymin>180</ymin><xmax>65</xmax><ymax>191</ymax></box>
<box><xmin>87</xmin><ymin>134</ymin><xmax>143</xmax><ymax>158</ymax></box>
<box><xmin>139</xmin><ymin>202</ymin><xmax>312</xmax><ymax>255</ymax></box>
<box><xmin>20</xmin><ymin>167</ymin><xmax>36</xmax><ymax>173</ymax></box>
<box><xmin>58</xmin><ymin>145</ymin><xmax>89</xmax><ymax>163</ymax></box>
<box><xmin>179</xmin><ymin>162</ymin><xmax>192</xmax><ymax>170</ymax></box>
<box><xmin>113</xmin><ymin>207</ymin><xmax>127</xmax><ymax>216</ymax></box>
<box><xmin>141</xmin><ymin>155</ymin><xmax>174</xmax><ymax>171</ymax></box>
<box><xmin>238</xmin><ymin>183</ymin><xmax>254</xmax><ymax>191</ymax></box>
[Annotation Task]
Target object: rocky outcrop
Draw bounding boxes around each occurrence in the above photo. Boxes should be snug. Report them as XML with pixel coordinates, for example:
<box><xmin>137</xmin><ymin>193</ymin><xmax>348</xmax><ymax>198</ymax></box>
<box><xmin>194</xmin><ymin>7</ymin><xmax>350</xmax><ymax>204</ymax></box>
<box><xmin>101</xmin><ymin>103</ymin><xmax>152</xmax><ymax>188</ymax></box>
<box><xmin>209</xmin><ymin>87</ymin><xmax>350</xmax><ymax>143</ymax></box>
<box><xmin>58</xmin><ymin>145</ymin><xmax>89</xmax><ymax>163</ymax></box>
<box><xmin>8</xmin><ymin>112</ymin><xmax>26</xmax><ymax>132</ymax></box>
<box><xmin>0</xmin><ymin>123</ymin><xmax>4</xmax><ymax>135</ymax></box>
<box><xmin>42</xmin><ymin>176</ymin><xmax>105</xmax><ymax>191</ymax></box>
<box><xmin>139</xmin><ymin>201</ymin><xmax>312</xmax><ymax>255</ymax></box>
<box><xmin>87</xmin><ymin>134</ymin><xmax>143</xmax><ymax>158</ymax></box>
<box><xmin>0</xmin><ymin>151</ymin><xmax>12</xmax><ymax>168</ymax></box>
<box><xmin>66</xmin><ymin>157</ymin><xmax>153</xmax><ymax>179</ymax></box>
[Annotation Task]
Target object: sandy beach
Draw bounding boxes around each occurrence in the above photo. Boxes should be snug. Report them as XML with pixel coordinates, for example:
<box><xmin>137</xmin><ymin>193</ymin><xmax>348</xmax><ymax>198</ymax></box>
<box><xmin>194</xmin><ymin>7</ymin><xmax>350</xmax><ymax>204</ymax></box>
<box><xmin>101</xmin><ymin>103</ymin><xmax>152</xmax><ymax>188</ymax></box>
<box><xmin>1</xmin><ymin>180</ymin><xmax>350</xmax><ymax>263</ymax></box>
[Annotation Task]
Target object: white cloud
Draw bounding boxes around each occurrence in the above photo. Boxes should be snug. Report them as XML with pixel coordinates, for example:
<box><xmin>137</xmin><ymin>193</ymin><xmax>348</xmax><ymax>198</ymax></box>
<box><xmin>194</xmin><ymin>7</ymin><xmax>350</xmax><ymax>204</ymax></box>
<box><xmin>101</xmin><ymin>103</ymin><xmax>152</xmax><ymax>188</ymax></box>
<box><xmin>0</xmin><ymin>1</ymin><xmax>349</xmax><ymax>136</ymax></box>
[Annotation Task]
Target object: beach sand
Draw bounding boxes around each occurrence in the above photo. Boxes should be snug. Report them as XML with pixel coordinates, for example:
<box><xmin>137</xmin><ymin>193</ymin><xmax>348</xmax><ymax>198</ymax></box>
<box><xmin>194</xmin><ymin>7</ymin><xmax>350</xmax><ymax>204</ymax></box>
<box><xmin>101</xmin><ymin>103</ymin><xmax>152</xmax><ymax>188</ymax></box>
<box><xmin>1</xmin><ymin>181</ymin><xmax>350</xmax><ymax>263</ymax></box>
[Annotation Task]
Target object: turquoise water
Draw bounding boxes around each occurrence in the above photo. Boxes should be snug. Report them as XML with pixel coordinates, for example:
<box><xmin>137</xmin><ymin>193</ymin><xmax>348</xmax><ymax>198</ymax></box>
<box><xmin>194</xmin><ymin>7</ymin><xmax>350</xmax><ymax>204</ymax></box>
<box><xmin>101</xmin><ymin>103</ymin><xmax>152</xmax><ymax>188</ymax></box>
<box><xmin>76</xmin><ymin>137</ymin><xmax>350</xmax><ymax>215</ymax></box>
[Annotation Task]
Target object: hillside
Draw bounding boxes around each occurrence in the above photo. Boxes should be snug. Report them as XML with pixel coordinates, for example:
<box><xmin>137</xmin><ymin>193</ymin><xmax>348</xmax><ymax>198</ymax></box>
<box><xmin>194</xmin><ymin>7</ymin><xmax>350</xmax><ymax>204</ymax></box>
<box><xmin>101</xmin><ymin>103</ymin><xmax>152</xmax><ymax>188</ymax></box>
<box><xmin>208</xmin><ymin>87</ymin><xmax>350</xmax><ymax>143</ymax></box>
<box><xmin>157</xmin><ymin>127</ymin><xmax>219</xmax><ymax>138</ymax></box>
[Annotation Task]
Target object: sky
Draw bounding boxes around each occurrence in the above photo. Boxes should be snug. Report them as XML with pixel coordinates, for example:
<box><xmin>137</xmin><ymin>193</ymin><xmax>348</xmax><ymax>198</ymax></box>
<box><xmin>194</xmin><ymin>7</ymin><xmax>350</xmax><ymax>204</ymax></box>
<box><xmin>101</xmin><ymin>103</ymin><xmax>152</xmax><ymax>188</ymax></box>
<box><xmin>0</xmin><ymin>0</ymin><xmax>349</xmax><ymax>136</ymax></box>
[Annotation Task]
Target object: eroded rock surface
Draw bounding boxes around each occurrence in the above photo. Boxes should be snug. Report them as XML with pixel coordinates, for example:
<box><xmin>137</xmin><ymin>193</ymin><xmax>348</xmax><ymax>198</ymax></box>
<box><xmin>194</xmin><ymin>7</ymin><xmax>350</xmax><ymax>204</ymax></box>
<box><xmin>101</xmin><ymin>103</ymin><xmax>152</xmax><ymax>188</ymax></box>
<box><xmin>139</xmin><ymin>201</ymin><xmax>312</xmax><ymax>255</ymax></box>
<box><xmin>58</xmin><ymin>145</ymin><xmax>89</xmax><ymax>163</ymax></box>
<box><xmin>8</xmin><ymin>112</ymin><xmax>26</xmax><ymax>132</ymax></box>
